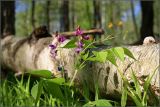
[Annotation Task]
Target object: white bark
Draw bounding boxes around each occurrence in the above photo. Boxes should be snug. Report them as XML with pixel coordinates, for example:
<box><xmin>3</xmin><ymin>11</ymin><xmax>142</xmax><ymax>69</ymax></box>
<box><xmin>1</xmin><ymin>35</ymin><xmax>159</xmax><ymax>97</ymax></box>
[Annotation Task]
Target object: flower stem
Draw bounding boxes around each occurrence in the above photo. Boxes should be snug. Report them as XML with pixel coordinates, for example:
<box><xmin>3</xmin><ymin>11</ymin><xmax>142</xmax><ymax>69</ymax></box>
<box><xmin>69</xmin><ymin>69</ymin><xmax>78</xmax><ymax>87</ymax></box>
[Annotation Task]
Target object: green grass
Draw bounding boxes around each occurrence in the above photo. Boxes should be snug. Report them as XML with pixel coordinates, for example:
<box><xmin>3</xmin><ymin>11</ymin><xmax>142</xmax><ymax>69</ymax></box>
<box><xmin>1</xmin><ymin>68</ymin><xmax>159</xmax><ymax>107</ymax></box>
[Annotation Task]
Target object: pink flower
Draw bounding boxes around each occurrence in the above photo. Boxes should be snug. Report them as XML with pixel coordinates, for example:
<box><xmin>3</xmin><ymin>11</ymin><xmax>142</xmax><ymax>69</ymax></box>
<box><xmin>49</xmin><ymin>44</ymin><xmax>57</xmax><ymax>49</ymax></box>
<box><xmin>82</xmin><ymin>35</ymin><xmax>89</xmax><ymax>40</ymax></box>
<box><xmin>50</xmin><ymin>49</ymin><xmax>57</xmax><ymax>58</ymax></box>
<box><xmin>49</xmin><ymin>44</ymin><xmax>58</xmax><ymax>58</ymax></box>
<box><xmin>75</xmin><ymin>47</ymin><xmax>82</xmax><ymax>54</ymax></box>
<box><xmin>57</xmin><ymin>35</ymin><xmax>66</xmax><ymax>43</ymax></box>
<box><xmin>75</xmin><ymin>26</ymin><xmax>83</xmax><ymax>36</ymax></box>
<box><xmin>76</xmin><ymin>41</ymin><xmax>84</xmax><ymax>48</ymax></box>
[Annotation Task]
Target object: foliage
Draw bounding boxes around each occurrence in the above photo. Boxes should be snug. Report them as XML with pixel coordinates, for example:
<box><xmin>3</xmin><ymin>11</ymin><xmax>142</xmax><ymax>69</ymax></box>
<box><xmin>120</xmin><ymin>67</ymin><xmax>159</xmax><ymax>106</ymax></box>
<box><xmin>2</xmin><ymin>25</ymin><xmax>159</xmax><ymax>106</ymax></box>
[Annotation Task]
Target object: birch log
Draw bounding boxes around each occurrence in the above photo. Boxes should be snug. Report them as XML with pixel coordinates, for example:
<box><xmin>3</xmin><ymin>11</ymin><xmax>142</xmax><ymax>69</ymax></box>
<box><xmin>1</xmin><ymin>35</ymin><xmax>160</xmax><ymax>98</ymax></box>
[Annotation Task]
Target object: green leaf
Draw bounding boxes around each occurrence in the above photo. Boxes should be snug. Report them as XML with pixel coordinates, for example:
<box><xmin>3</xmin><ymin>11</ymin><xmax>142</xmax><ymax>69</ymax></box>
<box><xmin>94</xmin><ymin>100</ymin><xmax>113</xmax><ymax>106</ymax></box>
<box><xmin>93</xmin><ymin>51</ymin><xmax>108</xmax><ymax>63</ymax></box>
<box><xmin>62</xmin><ymin>39</ymin><xmax>76</xmax><ymax>48</ymax></box>
<box><xmin>31</xmin><ymin>83</ymin><xmax>39</xmax><ymax>100</ymax></box>
<box><xmin>46</xmin><ymin>78</ymin><xmax>65</xmax><ymax>85</ymax></box>
<box><xmin>83</xmin><ymin>100</ymin><xmax>113</xmax><ymax>106</ymax></box>
<box><xmin>131</xmin><ymin>70</ymin><xmax>142</xmax><ymax>99</ymax></box>
<box><xmin>81</xmin><ymin>51</ymin><xmax>89</xmax><ymax>60</ymax></box>
<box><xmin>106</xmin><ymin>50</ymin><xmax>117</xmax><ymax>66</ymax></box>
<box><xmin>27</xmin><ymin>70</ymin><xmax>52</xmax><ymax>79</ymax></box>
<box><xmin>83</xmin><ymin>40</ymin><xmax>96</xmax><ymax>49</ymax></box>
<box><xmin>35</xmin><ymin>80</ymin><xmax>44</xmax><ymax>106</ymax></box>
<box><xmin>82</xmin><ymin>82</ymin><xmax>90</xmax><ymax>102</ymax></box>
<box><xmin>121</xmin><ymin>84</ymin><xmax>127</xmax><ymax>107</ymax></box>
<box><xmin>123</xmin><ymin>47</ymin><xmax>136</xmax><ymax>60</ymax></box>
<box><xmin>86</xmin><ymin>51</ymin><xmax>107</xmax><ymax>63</ymax></box>
<box><xmin>87</xmin><ymin>56</ymin><xmax>96</xmax><ymax>61</ymax></box>
<box><xmin>142</xmin><ymin>66</ymin><xmax>159</xmax><ymax>105</ymax></box>
<box><xmin>127</xmin><ymin>91</ymin><xmax>142</xmax><ymax>106</ymax></box>
<box><xmin>43</xmin><ymin>78</ymin><xmax>65</xmax><ymax>101</ymax></box>
<box><xmin>112</xmin><ymin>47</ymin><xmax>124</xmax><ymax>61</ymax></box>
<box><xmin>143</xmin><ymin>66</ymin><xmax>159</xmax><ymax>91</ymax></box>
<box><xmin>94</xmin><ymin>81</ymin><xmax>99</xmax><ymax>101</ymax></box>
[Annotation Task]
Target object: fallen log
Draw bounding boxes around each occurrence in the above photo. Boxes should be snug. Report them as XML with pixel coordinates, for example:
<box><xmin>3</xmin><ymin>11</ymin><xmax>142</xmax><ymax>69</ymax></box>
<box><xmin>1</xmin><ymin>34</ymin><xmax>159</xmax><ymax>99</ymax></box>
<box><xmin>59</xmin><ymin>28</ymin><xmax>104</xmax><ymax>37</ymax></box>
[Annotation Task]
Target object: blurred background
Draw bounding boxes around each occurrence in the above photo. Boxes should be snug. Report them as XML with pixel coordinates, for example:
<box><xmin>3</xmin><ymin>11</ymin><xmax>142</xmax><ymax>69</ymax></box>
<box><xmin>1</xmin><ymin>0</ymin><xmax>160</xmax><ymax>45</ymax></box>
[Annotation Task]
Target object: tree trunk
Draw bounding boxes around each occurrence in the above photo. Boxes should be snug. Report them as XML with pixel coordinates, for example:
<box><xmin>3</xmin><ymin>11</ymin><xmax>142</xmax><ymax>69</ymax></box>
<box><xmin>31</xmin><ymin>0</ymin><xmax>35</xmax><ymax>29</ymax></box>
<box><xmin>70</xmin><ymin>0</ymin><xmax>75</xmax><ymax>30</ymax></box>
<box><xmin>93</xmin><ymin>0</ymin><xmax>101</xmax><ymax>28</ymax></box>
<box><xmin>1</xmin><ymin>0</ymin><xmax>15</xmax><ymax>37</ymax></box>
<box><xmin>60</xmin><ymin>0</ymin><xmax>69</xmax><ymax>32</ymax></box>
<box><xmin>130</xmin><ymin>0</ymin><xmax>138</xmax><ymax>38</ymax></box>
<box><xmin>93</xmin><ymin>0</ymin><xmax>102</xmax><ymax>39</ymax></box>
<box><xmin>85</xmin><ymin>0</ymin><xmax>92</xmax><ymax>28</ymax></box>
<box><xmin>101</xmin><ymin>0</ymin><xmax>106</xmax><ymax>30</ymax></box>
<box><xmin>1</xmin><ymin>35</ymin><xmax>159</xmax><ymax>98</ymax></box>
<box><xmin>140</xmin><ymin>1</ymin><xmax>154</xmax><ymax>42</ymax></box>
<box><xmin>46</xmin><ymin>0</ymin><xmax>50</xmax><ymax>31</ymax></box>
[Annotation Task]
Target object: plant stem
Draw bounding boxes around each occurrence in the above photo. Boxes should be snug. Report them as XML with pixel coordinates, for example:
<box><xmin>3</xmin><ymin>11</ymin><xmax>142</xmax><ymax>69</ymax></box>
<box><xmin>69</xmin><ymin>69</ymin><xmax>78</xmax><ymax>87</ymax></box>
<box><xmin>82</xmin><ymin>35</ymin><xmax>114</xmax><ymax>53</ymax></box>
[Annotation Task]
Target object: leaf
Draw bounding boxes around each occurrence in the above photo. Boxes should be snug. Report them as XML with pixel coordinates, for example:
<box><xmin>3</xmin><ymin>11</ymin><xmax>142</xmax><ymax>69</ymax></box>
<box><xmin>35</xmin><ymin>80</ymin><xmax>44</xmax><ymax>106</ymax></box>
<box><xmin>27</xmin><ymin>70</ymin><xmax>52</xmax><ymax>79</ymax></box>
<box><xmin>121</xmin><ymin>84</ymin><xmax>128</xmax><ymax>107</ymax></box>
<box><xmin>123</xmin><ymin>47</ymin><xmax>136</xmax><ymax>60</ymax></box>
<box><xmin>86</xmin><ymin>51</ymin><xmax>107</xmax><ymax>63</ymax></box>
<box><xmin>94</xmin><ymin>81</ymin><xmax>99</xmax><ymax>101</ymax></box>
<box><xmin>47</xmin><ymin>78</ymin><xmax>65</xmax><ymax>85</ymax></box>
<box><xmin>131</xmin><ymin>70</ymin><xmax>141</xmax><ymax>99</ymax></box>
<box><xmin>93</xmin><ymin>51</ymin><xmax>108</xmax><ymax>63</ymax></box>
<box><xmin>82</xmin><ymin>82</ymin><xmax>90</xmax><ymax>102</ymax></box>
<box><xmin>81</xmin><ymin>51</ymin><xmax>89</xmax><ymax>60</ymax></box>
<box><xmin>94</xmin><ymin>100</ymin><xmax>113</xmax><ymax>106</ymax></box>
<box><xmin>31</xmin><ymin>83</ymin><xmax>38</xmax><ymax>100</ymax></box>
<box><xmin>43</xmin><ymin>78</ymin><xmax>65</xmax><ymax>101</ymax></box>
<box><xmin>143</xmin><ymin>66</ymin><xmax>159</xmax><ymax>91</ymax></box>
<box><xmin>83</xmin><ymin>100</ymin><xmax>112</xmax><ymax>106</ymax></box>
<box><xmin>83</xmin><ymin>40</ymin><xmax>96</xmax><ymax>49</ymax></box>
<box><xmin>112</xmin><ymin>47</ymin><xmax>124</xmax><ymax>61</ymax></box>
<box><xmin>127</xmin><ymin>91</ymin><xmax>142</xmax><ymax>106</ymax></box>
<box><xmin>62</xmin><ymin>39</ymin><xmax>76</xmax><ymax>48</ymax></box>
<box><xmin>106</xmin><ymin>50</ymin><xmax>117</xmax><ymax>66</ymax></box>
<box><xmin>142</xmin><ymin>66</ymin><xmax>159</xmax><ymax>105</ymax></box>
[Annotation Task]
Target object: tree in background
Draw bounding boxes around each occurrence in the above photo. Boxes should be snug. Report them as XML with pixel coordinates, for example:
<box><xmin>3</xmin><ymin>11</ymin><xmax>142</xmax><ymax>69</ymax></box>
<box><xmin>70</xmin><ymin>0</ymin><xmax>75</xmax><ymax>30</ymax></box>
<box><xmin>46</xmin><ymin>0</ymin><xmax>50</xmax><ymax>31</ymax></box>
<box><xmin>85</xmin><ymin>0</ymin><xmax>92</xmax><ymax>28</ymax></box>
<box><xmin>130</xmin><ymin>0</ymin><xmax>138</xmax><ymax>38</ymax></box>
<box><xmin>154</xmin><ymin>0</ymin><xmax>160</xmax><ymax>36</ymax></box>
<box><xmin>60</xmin><ymin>0</ymin><xmax>69</xmax><ymax>32</ymax></box>
<box><xmin>31</xmin><ymin>0</ymin><xmax>35</xmax><ymax>29</ymax></box>
<box><xmin>93</xmin><ymin>0</ymin><xmax>101</xmax><ymax>39</ymax></box>
<box><xmin>1</xmin><ymin>1</ymin><xmax>15</xmax><ymax>37</ymax></box>
<box><xmin>140</xmin><ymin>1</ymin><xmax>154</xmax><ymax>42</ymax></box>
<box><xmin>93</xmin><ymin>0</ymin><xmax>101</xmax><ymax>28</ymax></box>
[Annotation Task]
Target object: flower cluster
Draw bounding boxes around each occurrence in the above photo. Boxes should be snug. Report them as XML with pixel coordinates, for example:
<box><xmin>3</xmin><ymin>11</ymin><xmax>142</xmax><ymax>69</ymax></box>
<box><xmin>74</xmin><ymin>26</ymin><xmax>90</xmax><ymax>54</ymax></box>
<box><xmin>49</xmin><ymin>32</ymin><xmax>66</xmax><ymax>58</ymax></box>
<box><xmin>49</xmin><ymin>26</ymin><xmax>90</xmax><ymax>58</ymax></box>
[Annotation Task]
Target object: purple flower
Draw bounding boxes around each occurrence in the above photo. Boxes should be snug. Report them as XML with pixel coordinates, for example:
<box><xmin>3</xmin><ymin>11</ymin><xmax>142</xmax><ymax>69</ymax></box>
<box><xmin>57</xmin><ymin>35</ymin><xmax>66</xmax><ymax>43</ymax></box>
<box><xmin>50</xmin><ymin>49</ymin><xmax>57</xmax><ymax>58</ymax></box>
<box><xmin>49</xmin><ymin>44</ymin><xmax>57</xmax><ymax>49</ymax></box>
<box><xmin>82</xmin><ymin>35</ymin><xmax>89</xmax><ymax>40</ymax></box>
<box><xmin>75</xmin><ymin>26</ymin><xmax>83</xmax><ymax>36</ymax></box>
<box><xmin>75</xmin><ymin>47</ymin><xmax>82</xmax><ymax>54</ymax></box>
<box><xmin>76</xmin><ymin>41</ymin><xmax>84</xmax><ymax>48</ymax></box>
